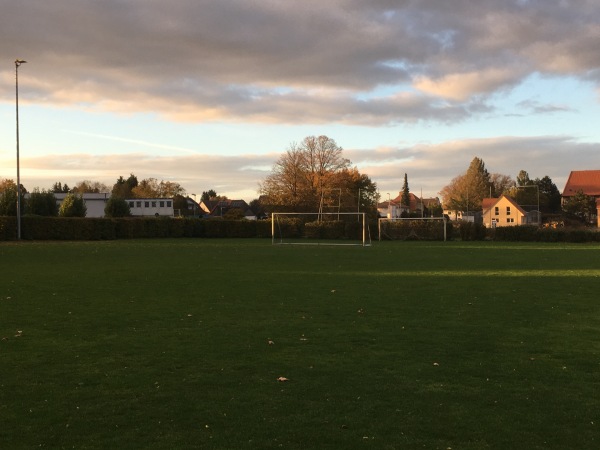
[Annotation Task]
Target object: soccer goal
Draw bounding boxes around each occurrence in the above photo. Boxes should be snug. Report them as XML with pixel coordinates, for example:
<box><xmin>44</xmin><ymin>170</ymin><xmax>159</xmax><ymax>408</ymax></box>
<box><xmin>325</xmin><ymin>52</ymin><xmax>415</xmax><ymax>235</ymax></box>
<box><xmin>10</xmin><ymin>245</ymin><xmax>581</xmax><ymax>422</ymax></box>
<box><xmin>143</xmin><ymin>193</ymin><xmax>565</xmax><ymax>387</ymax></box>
<box><xmin>271</xmin><ymin>212</ymin><xmax>371</xmax><ymax>246</ymax></box>
<box><xmin>378</xmin><ymin>217</ymin><xmax>448</xmax><ymax>241</ymax></box>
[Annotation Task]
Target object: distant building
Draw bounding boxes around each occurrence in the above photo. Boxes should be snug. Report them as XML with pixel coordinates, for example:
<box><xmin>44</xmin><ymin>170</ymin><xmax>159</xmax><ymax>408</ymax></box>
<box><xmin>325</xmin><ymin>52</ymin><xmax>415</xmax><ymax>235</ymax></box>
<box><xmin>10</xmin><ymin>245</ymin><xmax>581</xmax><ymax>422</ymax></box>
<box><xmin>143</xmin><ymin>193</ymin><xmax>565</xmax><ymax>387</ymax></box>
<box><xmin>378</xmin><ymin>192</ymin><xmax>441</xmax><ymax>218</ymax></box>
<box><xmin>561</xmin><ymin>170</ymin><xmax>600</xmax><ymax>227</ymax></box>
<box><xmin>53</xmin><ymin>193</ymin><xmax>109</xmax><ymax>218</ymax></box>
<box><xmin>199</xmin><ymin>199</ymin><xmax>256</xmax><ymax>219</ymax></box>
<box><xmin>126</xmin><ymin>198</ymin><xmax>174</xmax><ymax>217</ymax></box>
<box><xmin>481</xmin><ymin>195</ymin><xmax>528</xmax><ymax>227</ymax></box>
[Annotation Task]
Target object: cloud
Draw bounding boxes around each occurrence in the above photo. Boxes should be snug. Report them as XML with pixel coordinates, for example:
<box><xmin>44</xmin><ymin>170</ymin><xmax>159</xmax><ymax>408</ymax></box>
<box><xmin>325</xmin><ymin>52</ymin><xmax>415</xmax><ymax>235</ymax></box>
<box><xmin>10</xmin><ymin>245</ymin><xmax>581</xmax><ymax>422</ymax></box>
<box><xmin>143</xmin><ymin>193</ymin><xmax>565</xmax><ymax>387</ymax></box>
<box><xmin>2</xmin><ymin>0</ymin><xmax>600</xmax><ymax>125</ymax></box>
<box><xmin>5</xmin><ymin>134</ymin><xmax>596</xmax><ymax>202</ymax></box>
<box><xmin>414</xmin><ymin>68</ymin><xmax>524</xmax><ymax>101</ymax></box>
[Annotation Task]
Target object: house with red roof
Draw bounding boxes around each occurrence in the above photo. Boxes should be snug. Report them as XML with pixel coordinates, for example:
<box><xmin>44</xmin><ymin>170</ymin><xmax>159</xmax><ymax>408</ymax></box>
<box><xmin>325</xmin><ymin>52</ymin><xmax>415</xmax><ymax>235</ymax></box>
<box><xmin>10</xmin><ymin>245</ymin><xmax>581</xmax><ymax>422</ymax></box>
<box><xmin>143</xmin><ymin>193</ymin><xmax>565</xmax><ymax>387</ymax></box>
<box><xmin>562</xmin><ymin>170</ymin><xmax>600</xmax><ymax>227</ymax></box>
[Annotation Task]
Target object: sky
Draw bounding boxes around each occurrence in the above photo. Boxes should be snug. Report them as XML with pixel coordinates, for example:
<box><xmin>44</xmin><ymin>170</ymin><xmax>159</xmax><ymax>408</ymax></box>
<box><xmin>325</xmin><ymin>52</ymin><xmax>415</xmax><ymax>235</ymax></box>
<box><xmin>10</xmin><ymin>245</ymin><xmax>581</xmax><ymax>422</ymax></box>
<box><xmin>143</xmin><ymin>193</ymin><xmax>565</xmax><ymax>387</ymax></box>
<box><xmin>1</xmin><ymin>0</ymin><xmax>599</xmax><ymax>203</ymax></box>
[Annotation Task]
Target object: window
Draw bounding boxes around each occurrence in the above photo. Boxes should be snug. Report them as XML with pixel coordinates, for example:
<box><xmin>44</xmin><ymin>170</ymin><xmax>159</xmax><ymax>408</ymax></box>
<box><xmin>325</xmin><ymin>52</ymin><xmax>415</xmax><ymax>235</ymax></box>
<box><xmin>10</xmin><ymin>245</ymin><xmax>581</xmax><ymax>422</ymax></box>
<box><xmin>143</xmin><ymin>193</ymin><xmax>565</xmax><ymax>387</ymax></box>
<box><xmin>145</xmin><ymin>201</ymin><xmax>150</xmax><ymax>208</ymax></box>
<box><xmin>152</xmin><ymin>201</ymin><xmax>157</xmax><ymax>207</ymax></box>
<box><xmin>160</xmin><ymin>201</ymin><xmax>165</xmax><ymax>207</ymax></box>
<box><xmin>128</xmin><ymin>201</ymin><xmax>134</xmax><ymax>207</ymax></box>
<box><xmin>136</xmin><ymin>201</ymin><xmax>141</xmax><ymax>207</ymax></box>
<box><xmin>507</xmin><ymin>218</ymin><xmax>514</xmax><ymax>223</ymax></box>
<box><xmin>506</xmin><ymin>206</ymin><xmax>511</xmax><ymax>216</ymax></box>
<box><xmin>494</xmin><ymin>206</ymin><xmax>499</xmax><ymax>216</ymax></box>
<box><xmin>166</xmin><ymin>201</ymin><xmax>172</xmax><ymax>207</ymax></box>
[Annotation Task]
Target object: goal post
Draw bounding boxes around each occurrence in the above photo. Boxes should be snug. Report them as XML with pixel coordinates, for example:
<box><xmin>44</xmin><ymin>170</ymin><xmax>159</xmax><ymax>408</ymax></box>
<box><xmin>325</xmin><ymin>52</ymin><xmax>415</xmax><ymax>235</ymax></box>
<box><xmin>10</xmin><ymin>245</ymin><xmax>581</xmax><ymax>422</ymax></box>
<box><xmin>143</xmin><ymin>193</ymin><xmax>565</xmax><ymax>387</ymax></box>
<box><xmin>378</xmin><ymin>217</ymin><xmax>448</xmax><ymax>241</ymax></box>
<box><xmin>271</xmin><ymin>212</ymin><xmax>370</xmax><ymax>246</ymax></box>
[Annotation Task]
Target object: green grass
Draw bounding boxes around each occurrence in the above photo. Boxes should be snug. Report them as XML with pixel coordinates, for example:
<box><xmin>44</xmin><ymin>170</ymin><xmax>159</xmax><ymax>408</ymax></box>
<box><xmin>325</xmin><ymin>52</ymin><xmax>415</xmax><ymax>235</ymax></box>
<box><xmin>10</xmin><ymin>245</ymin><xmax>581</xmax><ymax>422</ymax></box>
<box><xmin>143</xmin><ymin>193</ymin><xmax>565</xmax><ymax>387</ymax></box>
<box><xmin>1</xmin><ymin>239</ymin><xmax>600</xmax><ymax>449</ymax></box>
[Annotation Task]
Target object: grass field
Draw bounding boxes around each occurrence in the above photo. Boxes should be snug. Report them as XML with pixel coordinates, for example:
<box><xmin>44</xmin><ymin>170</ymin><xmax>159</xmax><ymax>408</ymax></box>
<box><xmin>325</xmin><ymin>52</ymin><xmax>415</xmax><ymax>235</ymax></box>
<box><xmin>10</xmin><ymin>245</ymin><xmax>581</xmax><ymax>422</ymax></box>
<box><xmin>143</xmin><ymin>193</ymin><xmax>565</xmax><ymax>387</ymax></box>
<box><xmin>1</xmin><ymin>239</ymin><xmax>600</xmax><ymax>449</ymax></box>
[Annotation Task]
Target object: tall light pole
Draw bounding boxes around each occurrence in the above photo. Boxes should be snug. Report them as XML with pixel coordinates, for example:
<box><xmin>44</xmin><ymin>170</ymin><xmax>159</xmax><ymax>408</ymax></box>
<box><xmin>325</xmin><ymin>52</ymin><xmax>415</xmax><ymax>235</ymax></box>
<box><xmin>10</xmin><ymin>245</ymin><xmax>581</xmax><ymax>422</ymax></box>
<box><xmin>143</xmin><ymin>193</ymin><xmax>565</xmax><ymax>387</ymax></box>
<box><xmin>15</xmin><ymin>59</ymin><xmax>27</xmax><ymax>240</ymax></box>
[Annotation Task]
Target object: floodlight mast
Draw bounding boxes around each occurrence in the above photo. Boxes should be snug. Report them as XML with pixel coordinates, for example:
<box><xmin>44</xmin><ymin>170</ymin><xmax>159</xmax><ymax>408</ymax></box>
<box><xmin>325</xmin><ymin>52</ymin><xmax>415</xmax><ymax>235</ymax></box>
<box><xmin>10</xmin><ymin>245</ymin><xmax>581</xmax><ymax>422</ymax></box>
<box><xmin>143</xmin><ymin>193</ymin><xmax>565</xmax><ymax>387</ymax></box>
<box><xmin>15</xmin><ymin>59</ymin><xmax>27</xmax><ymax>240</ymax></box>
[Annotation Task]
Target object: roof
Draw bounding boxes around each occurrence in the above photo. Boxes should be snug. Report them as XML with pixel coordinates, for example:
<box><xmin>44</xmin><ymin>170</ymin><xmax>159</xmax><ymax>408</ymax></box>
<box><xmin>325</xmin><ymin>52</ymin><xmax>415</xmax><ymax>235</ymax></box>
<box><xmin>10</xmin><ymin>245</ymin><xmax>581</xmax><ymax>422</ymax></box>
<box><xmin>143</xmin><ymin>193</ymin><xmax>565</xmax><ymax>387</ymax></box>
<box><xmin>562</xmin><ymin>170</ymin><xmax>600</xmax><ymax>197</ymax></box>
<box><xmin>481</xmin><ymin>195</ymin><xmax>527</xmax><ymax>215</ymax></box>
<box><xmin>202</xmin><ymin>199</ymin><xmax>254</xmax><ymax>216</ymax></box>
<box><xmin>391</xmin><ymin>192</ymin><xmax>435</xmax><ymax>211</ymax></box>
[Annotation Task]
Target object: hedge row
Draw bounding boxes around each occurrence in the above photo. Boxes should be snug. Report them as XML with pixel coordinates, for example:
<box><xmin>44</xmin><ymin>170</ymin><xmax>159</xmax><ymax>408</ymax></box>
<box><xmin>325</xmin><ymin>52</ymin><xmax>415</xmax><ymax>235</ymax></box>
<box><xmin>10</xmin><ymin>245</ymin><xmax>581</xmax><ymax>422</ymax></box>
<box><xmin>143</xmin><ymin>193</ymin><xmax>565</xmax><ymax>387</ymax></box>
<box><xmin>0</xmin><ymin>216</ymin><xmax>273</xmax><ymax>241</ymax></box>
<box><xmin>491</xmin><ymin>225</ymin><xmax>600</xmax><ymax>242</ymax></box>
<box><xmin>380</xmin><ymin>220</ymin><xmax>453</xmax><ymax>241</ymax></box>
<box><xmin>1</xmin><ymin>216</ymin><xmax>599</xmax><ymax>242</ymax></box>
<box><xmin>272</xmin><ymin>217</ymin><xmax>366</xmax><ymax>240</ymax></box>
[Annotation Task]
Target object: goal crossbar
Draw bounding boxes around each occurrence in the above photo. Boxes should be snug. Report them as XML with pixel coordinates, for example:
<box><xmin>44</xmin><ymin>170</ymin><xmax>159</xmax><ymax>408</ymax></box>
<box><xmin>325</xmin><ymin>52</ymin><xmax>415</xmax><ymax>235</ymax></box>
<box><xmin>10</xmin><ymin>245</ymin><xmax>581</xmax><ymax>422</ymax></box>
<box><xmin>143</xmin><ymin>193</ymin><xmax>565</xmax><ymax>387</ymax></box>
<box><xmin>271</xmin><ymin>212</ymin><xmax>370</xmax><ymax>246</ymax></box>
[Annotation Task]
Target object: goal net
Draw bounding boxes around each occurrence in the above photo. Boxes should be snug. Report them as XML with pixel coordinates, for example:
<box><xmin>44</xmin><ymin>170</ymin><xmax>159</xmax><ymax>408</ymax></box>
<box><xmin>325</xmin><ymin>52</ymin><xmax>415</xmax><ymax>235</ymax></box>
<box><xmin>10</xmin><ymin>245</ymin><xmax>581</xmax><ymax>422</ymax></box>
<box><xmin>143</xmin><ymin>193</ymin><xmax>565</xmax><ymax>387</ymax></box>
<box><xmin>378</xmin><ymin>217</ymin><xmax>448</xmax><ymax>241</ymax></box>
<box><xmin>271</xmin><ymin>212</ymin><xmax>371</xmax><ymax>246</ymax></box>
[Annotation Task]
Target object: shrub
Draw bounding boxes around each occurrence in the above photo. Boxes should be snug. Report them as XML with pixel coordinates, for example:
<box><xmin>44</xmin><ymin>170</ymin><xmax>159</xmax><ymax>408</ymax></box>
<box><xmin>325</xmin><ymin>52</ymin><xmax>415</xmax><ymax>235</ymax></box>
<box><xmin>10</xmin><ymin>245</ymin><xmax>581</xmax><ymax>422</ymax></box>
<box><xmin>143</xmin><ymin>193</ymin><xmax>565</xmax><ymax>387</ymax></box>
<box><xmin>104</xmin><ymin>197</ymin><xmax>131</xmax><ymax>218</ymax></box>
<box><xmin>59</xmin><ymin>194</ymin><xmax>87</xmax><ymax>217</ymax></box>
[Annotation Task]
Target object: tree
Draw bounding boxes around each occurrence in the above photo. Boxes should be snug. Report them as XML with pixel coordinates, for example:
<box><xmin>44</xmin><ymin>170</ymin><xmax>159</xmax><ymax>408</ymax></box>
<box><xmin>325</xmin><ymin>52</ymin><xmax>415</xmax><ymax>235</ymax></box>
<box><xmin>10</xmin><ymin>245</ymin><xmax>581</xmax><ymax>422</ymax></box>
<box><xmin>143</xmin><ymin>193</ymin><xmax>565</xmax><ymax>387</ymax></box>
<box><xmin>223</xmin><ymin>208</ymin><xmax>245</xmax><ymax>220</ymax></box>
<box><xmin>173</xmin><ymin>195</ymin><xmax>191</xmax><ymax>216</ymax></box>
<box><xmin>26</xmin><ymin>189</ymin><xmax>58</xmax><ymax>216</ymax></box>
<box><xmin>490</xmin><ymin>173</ymin><xmax>515</xmax><ymax>196</ymax></box>
<box><xmin>72</xmin><ymin>180</ymin><xmax>109</xmax><ymax>194</ymax></box>
<box><xmin>249</xmin><ymin>198</ymin><xmax>266</xmax><ymax>218</ymax></box>
<box><xmin>516</xmin><ymin>170</ymin><xmax>532</xmax><ymax>187</ymax></box>
<box><xmin>439</xmin><ymin>157</ymin><xmax>492</xmax><ymax>213</ymax></box>
<box><xmin>112</xmin><ymin>174</ymin><xmax>138</xmax><ymax>198</ymax></box>
<box><xmin>0</xmin><ymin>179</ymin><xmax>18</xmax><ymax>216</ymax></box>
<box><xmin>537</xmin><ymin>175</ymin><xmax>561</xmax><ymax>213</ymax></box>
<box><xmin>59</xmin><ymin>193</ymin><xmax>87</xmax><ymax>217</ymax></box>
<box><xmin>563</xmin><ymin>190</ymin><xmax>596</xmax><ymax>224</ymax></box>
<box><xmin>104</xmin><ymin>197</ymin><xmax>131</xmax><ymax>217</ymax></box>
<box><xmin>201</xmin><ymin>189</ymin><xmax>218</xmax><ymax>203</ymax></box>
<box><xmin>259</xmin><ymin>135</ymin><xmax>377</xmax><ymax>215</ymax></box>
<box><xmin>51</xmin><ymin>182</ymin><xmax>70</xmax><ymax>193</ymax></box>
<box><xmin>401</xmin><ymin>173</ymin><xmax>410</xmax><ymax>210</ymax></box>
<box><xmin>130</xmin><ymin>178</ymin><xmax>186</xmax><ymax>198</ymax></box>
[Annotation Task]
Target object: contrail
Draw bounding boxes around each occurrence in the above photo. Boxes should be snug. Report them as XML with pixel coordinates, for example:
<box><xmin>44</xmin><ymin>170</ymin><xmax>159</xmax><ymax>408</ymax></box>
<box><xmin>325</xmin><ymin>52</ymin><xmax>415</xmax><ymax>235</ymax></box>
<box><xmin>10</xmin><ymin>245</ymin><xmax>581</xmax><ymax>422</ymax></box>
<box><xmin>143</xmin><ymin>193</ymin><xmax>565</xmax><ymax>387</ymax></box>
<box><xmin>62</xmin><ymin>130</ymin><xmax>199</xmax><ymax>155</ymax></box>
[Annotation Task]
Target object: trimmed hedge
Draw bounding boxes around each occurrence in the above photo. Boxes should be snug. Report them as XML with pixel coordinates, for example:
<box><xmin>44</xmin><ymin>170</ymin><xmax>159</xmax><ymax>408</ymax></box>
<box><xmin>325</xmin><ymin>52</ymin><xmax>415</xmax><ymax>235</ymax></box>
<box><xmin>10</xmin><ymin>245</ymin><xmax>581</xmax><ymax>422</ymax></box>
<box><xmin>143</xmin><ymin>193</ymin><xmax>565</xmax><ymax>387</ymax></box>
<box><xmin>1</xmin><ymin>216</ymin><xmax>599</xmax><ymax>242</ymax></box>
<box><xmin>381</xmin><ymin>219</ymin><xmax>452</xmax><ymax>241</ymax></box>
<box><xmin>492</xmin><ymin>225</ymin><xmax>600</xmax><ymax>242</ymax></box>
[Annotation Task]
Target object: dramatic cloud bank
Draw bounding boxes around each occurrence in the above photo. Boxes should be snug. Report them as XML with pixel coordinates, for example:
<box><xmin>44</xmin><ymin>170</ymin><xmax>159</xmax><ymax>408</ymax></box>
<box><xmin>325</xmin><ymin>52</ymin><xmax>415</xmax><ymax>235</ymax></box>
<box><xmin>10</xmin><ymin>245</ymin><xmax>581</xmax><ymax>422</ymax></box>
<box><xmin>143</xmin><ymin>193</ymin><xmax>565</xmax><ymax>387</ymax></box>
<box><xmin>2</xmin><ymin>0</ymin><xmax>599</xmax><ymax>124</ymax></box>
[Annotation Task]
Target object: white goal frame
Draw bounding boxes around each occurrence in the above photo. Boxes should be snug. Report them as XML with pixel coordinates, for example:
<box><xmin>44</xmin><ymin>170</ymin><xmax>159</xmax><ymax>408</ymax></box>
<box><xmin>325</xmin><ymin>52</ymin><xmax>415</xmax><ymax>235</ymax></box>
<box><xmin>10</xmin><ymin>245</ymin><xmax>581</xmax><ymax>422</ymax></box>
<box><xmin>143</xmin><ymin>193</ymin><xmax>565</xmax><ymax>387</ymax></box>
<box><xmin>271</xmin><ymin>212</ymin><xmax>370</xmax><ymax>246</ymax></box>
<box><xmin>378</xmin><ymin>217</ymin><xmax>447</xmax><ymax>241</ymax></box>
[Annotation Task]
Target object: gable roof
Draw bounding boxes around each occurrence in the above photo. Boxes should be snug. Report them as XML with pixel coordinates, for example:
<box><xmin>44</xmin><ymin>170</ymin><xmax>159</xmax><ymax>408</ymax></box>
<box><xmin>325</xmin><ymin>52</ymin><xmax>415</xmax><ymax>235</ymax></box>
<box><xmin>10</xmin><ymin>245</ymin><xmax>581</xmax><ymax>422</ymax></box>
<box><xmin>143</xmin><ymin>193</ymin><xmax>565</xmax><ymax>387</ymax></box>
<box><xmin>202</xmin><ymin>199</ymin><xmax>253</xmax><ymax>217</ymax></box>
<box><xmin>391</xmin><ymin>192</ymin><xmax>435</xmax><ymax>211</ymax></box>
<box><xmin>481</xmin><ymin>195</ymin><xmax>527</xmax><ymax>215</ymax></box>
<box><xmin>562</xmin><ymin>170</ymin><xmax>600</xmax><ymax>197</ymax></box>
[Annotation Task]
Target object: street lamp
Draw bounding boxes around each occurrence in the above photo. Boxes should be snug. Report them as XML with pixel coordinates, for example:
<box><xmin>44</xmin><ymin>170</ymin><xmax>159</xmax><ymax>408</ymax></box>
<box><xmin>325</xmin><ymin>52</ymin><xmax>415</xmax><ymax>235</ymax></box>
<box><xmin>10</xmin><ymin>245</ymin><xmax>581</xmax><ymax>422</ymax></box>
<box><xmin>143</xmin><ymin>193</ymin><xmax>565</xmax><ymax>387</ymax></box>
<box><xmin>15</xmin><ymin>59</ymin><xmax>27</xmax><ymax>240</ymax></box>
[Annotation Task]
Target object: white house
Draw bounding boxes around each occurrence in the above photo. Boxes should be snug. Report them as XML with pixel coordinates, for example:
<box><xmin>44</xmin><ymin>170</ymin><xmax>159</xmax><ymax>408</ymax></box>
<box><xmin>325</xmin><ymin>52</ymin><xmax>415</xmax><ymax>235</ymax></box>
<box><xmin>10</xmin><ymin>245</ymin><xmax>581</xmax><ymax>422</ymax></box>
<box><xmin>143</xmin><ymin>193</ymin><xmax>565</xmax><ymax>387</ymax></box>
<box><xmin>51</xmin><ymin>193</ymin><xmax>174</xmax><ymax>217</ymax></box>
<box><xmin>54</xmin><ymin>193</ymin><xmax>110</xmax><ymax>218</ymax></box>
<box><xmin>126</xmin><ymin>198</ymin><xmax>174</xmax><ymax>217</ymax></box>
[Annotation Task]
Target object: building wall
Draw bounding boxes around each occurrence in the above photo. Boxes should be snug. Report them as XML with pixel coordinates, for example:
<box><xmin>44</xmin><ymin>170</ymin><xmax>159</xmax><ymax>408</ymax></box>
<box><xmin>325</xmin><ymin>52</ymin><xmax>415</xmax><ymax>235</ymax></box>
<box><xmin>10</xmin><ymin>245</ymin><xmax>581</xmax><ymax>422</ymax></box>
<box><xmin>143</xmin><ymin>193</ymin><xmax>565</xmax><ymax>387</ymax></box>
<box><xmin>127</xmin><ymin>198</ymin><xmax>174</xmax><ymax>217</ymax></box>
<box><xmin>483</xmin><ymin>197</ymin><xmax>524</xmax><ymax>227</ymax></box>
<box><xmin>54</xmin><ymin>193</ymin><xmax>109</xmax><ymax>218</ymax></box>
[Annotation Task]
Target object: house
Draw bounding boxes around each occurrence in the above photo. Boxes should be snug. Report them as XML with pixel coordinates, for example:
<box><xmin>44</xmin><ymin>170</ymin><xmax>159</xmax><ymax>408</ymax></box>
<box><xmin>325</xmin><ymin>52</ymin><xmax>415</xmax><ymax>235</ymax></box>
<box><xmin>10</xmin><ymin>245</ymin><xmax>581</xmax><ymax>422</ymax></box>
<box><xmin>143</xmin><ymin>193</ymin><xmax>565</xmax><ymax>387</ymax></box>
<box><xmin>53</xmin><ymin>192</ymin><xmax>110</xmax><ymax>218</ymax></box>
<box><xmin>561</xmin><ymin>170</ymin><xmax>600</xmax><ymax>202</ymax></box>
<box><xmin>380</xmin><ymin>192</ymin><xmax>441</xmax><ymax>218</ymax></box>
<box><xmin>482</xmin><ymin>195</ymin><xmax>528</xmax><ymax>228</ymax></box>
<box><xmin>200</xmin><ymin>199</ymin><xmax>256</xmax><ymax>219</ymax></box>
<box><xmin>126</xmin><ymin>198</ymin><xmax>174</xmax><ymax>217</ymax></box>
<box><xmin>377</xmin><ymin>200</ymin><xmax>400</xmax><ymax>218</ymax></box>
<box><xmin>561</xmin><ymin>170</ymin><xmax>600</xmax><ymax>226</ymax></box>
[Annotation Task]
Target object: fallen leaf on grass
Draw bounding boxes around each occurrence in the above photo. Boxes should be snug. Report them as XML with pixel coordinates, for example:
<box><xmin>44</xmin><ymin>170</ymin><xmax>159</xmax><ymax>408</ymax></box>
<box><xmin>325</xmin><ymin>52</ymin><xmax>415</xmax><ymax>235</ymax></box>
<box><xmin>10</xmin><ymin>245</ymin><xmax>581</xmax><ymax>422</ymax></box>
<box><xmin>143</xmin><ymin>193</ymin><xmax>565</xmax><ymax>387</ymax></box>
<box><xmin>433</xmin><ymin>362</ymin><xmax>439</xmax><ymax>366</ymax></box>
<box><xmin>267</xmin><ymin>340</ymin><xmax>275</xmax><ymax>345</ymax></box>
<box><xmin>277</xmin><ymin>377</ymin><xmax>289</xmax><ymax>382</ymax></box>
